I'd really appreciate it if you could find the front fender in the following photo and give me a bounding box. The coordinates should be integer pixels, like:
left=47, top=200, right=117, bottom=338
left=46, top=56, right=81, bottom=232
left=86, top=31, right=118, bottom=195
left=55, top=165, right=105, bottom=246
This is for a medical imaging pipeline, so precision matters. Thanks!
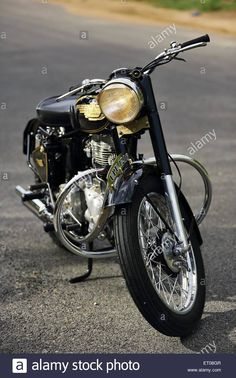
left=106, top=162, right=161, bottom=207
left=106, top=162, right=202, bottom=246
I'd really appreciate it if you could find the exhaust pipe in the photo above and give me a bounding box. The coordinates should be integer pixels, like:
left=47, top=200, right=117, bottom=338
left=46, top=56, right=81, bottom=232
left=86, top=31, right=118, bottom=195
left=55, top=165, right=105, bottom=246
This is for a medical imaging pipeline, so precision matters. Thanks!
left=15, top=185, right=53, bottom=223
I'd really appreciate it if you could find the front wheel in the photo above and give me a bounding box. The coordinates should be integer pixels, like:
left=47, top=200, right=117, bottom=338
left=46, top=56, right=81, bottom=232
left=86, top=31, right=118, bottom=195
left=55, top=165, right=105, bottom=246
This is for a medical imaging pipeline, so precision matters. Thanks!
left=114, top=176, right=205, bottom=337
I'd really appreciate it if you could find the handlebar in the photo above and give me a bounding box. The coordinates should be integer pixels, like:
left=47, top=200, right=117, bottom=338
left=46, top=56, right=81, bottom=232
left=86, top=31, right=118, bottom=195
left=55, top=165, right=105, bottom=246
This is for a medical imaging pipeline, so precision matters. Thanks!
left=57, top=34, right=211, bottom=102
left=142, top=34, right=210, bottom=74
left=181, top=34, right=210, bottom=48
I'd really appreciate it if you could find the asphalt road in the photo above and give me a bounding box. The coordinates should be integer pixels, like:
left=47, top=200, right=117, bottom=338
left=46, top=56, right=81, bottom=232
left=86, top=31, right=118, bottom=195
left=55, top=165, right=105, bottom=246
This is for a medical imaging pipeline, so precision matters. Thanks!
left=0, top=0, right=236, bottom=353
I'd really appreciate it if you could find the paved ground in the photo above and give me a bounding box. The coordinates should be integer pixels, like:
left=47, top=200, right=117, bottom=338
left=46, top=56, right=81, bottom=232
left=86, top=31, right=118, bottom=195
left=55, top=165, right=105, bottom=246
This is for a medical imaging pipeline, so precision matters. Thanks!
left=0, top=0, right=236, bottom=353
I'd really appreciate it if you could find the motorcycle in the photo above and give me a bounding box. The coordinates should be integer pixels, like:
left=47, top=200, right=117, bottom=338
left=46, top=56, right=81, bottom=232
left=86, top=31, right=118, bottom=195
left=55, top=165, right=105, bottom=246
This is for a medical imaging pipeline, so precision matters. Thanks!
left=16, top=34, right=212, bottom=337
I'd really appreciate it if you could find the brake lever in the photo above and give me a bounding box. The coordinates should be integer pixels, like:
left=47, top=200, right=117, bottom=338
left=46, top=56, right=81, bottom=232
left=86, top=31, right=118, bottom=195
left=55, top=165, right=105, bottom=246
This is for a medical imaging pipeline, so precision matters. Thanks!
left=173, top=57, right=186, bottom=62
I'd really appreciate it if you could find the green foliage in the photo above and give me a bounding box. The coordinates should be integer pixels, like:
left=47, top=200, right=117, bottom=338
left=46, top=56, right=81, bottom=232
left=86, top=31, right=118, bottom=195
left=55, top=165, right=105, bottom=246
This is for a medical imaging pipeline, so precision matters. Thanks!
left=140, top=0, right=236, bottom=11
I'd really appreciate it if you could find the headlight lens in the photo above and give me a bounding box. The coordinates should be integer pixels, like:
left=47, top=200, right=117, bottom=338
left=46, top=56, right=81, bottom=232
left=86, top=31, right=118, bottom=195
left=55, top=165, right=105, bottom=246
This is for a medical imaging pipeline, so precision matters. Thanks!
left=98, top=79, right=143, bottom=124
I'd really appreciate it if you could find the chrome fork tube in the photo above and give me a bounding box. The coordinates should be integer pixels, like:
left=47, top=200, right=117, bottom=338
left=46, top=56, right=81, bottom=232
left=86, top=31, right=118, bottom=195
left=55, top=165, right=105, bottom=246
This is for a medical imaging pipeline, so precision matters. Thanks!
left=141, top=74, right=190, bottom=253
left=163, top=174, right=189, bottom=252
left=141, top=74, right=189, bottom=253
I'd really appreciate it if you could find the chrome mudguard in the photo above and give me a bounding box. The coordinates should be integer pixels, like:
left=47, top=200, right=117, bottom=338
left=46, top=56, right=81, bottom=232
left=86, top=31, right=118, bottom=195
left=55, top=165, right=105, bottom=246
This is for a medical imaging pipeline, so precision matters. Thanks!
left=144, top=154, right=212, bottom=225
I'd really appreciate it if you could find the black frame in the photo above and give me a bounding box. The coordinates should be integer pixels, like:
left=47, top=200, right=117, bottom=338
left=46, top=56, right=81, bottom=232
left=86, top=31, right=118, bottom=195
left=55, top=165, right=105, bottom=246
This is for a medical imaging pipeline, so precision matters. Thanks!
left=140, top=74, right=172, bottom=176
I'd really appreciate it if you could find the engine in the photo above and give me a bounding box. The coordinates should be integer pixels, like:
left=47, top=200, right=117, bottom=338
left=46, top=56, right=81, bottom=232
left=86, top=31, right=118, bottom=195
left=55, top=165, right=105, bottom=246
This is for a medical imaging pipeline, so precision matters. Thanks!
left=68, top=133, right=114, bottom=232
left=25, top=120, right=117, bottom=237
left=60, top=133, right=116, bottom=236
left=84, top=134, right=116, bottom=168
left=78, top=175, right=104, bottom=232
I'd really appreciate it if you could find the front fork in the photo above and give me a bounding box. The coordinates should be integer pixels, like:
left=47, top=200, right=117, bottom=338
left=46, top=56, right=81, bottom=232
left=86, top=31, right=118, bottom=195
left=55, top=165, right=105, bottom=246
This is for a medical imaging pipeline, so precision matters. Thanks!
left=141, top=75, right=189, bottom=253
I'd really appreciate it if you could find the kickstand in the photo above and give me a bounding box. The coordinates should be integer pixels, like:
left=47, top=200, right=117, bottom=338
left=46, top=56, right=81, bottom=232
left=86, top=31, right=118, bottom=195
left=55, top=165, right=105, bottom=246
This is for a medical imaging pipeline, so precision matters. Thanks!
left=69, top=258, right=93, bottom=284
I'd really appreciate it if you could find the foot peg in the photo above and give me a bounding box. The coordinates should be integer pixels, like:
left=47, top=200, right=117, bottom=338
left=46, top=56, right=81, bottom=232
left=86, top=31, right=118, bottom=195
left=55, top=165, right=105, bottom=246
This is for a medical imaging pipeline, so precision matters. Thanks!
left=29, top=182, right=48, bottom=191
left=43, top=222, right=55, bottom=232
left=22, top=191, right=46, bottom=202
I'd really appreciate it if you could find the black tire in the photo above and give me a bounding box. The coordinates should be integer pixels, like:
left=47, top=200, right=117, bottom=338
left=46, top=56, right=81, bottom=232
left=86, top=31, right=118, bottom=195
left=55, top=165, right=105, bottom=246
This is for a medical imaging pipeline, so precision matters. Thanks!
left=114, top=175, right=205, bottom=337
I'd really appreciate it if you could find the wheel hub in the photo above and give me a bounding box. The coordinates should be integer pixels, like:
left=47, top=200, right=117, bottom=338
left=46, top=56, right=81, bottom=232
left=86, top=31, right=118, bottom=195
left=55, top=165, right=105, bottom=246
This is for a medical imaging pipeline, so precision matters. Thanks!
left=161, top=232, right=180, bottom=273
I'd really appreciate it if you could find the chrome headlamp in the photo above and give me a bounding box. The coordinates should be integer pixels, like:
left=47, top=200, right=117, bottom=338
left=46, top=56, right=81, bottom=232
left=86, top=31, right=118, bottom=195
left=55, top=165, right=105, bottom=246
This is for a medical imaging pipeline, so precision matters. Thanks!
left=98, top=78, right=144, bottom=124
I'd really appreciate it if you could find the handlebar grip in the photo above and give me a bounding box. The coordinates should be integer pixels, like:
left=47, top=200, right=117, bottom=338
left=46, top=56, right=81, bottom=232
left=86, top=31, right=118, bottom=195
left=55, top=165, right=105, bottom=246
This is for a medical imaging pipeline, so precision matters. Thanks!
left=181, top=34, right=210, bottom=48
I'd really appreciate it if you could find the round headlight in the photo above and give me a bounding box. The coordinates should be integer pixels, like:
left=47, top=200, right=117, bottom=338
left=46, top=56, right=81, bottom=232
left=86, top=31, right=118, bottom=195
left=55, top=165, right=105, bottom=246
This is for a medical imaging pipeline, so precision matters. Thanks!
left=98, top=78, right=144, bottom=124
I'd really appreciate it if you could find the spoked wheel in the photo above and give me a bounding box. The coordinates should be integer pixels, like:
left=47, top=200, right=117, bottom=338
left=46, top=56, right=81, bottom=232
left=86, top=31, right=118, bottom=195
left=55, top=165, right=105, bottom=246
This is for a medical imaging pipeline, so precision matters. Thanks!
left=53, top=169, right=116, bottom=258
left=114, top=175, right=205, bottom=337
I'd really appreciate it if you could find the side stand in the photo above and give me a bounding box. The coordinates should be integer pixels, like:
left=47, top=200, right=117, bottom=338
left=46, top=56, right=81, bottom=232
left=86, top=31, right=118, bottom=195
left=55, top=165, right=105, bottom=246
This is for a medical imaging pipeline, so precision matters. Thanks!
left=70, top=258, right=93, bottom=284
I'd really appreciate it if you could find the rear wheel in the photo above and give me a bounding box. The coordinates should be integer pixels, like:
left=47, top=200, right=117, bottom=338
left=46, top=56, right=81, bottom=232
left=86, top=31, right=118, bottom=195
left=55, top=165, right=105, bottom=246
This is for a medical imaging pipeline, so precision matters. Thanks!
left=48, top=230, right=65, bottom=249
left=114, top=175, right=205, bottom=337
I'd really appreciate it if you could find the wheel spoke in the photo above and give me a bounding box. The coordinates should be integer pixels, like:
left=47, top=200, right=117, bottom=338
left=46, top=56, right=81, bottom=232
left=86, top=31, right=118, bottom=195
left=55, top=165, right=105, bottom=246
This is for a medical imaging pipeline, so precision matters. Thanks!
left=138, top=192, right=197, bottom=314
left=66, top=209, right=82, bottom=226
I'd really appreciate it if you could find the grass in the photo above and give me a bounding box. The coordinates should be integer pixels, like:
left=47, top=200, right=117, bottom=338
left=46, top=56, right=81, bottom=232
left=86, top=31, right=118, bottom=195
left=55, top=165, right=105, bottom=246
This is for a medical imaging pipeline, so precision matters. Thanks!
left=136, top=0, right=236, bottom=11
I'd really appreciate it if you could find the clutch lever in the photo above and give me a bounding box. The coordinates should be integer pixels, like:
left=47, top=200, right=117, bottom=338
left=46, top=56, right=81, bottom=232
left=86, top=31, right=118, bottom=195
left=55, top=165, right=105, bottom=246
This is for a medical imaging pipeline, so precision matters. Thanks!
left=173, top=56, right=186, bottom=62
left=164, top=41, right=207, bottom=58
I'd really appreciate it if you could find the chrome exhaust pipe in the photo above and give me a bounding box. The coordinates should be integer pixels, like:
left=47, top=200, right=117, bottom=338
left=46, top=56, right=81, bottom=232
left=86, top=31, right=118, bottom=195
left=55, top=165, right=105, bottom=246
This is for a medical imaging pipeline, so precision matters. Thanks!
left=15, top=185, right=53, bottom=223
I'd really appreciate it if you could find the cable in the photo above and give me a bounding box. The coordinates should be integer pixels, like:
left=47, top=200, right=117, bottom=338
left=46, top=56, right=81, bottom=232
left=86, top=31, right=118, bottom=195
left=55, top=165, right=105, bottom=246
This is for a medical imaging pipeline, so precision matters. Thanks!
left=168, top=153, right=182, bottom=196
left=141, top=53, right=179, bottom=74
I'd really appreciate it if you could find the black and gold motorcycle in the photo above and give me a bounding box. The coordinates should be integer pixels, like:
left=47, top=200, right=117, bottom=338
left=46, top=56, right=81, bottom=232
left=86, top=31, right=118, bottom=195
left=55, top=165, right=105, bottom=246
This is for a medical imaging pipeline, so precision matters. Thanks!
left=16, top=35, right=212, bottom=337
